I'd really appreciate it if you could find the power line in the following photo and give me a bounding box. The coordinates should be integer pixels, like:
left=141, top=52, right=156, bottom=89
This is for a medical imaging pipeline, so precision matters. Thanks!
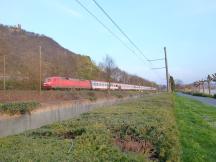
left=148, top=58, right=165, bottom=62
left=74, top=0, right=146, bottom=63
left=90, top=0, right=166, bottom=81
left=75, top=0, right=166, bottom=83
left=152, top=67, right=165, bottom=70
left=91, top=0, right=152, bottom=63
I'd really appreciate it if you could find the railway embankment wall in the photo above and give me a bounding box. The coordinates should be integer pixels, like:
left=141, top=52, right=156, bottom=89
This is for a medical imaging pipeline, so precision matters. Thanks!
left=0, top=95, right=141, bottom=137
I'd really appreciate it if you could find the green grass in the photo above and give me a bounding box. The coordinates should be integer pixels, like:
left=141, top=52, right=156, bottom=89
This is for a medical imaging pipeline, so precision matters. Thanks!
left=0, top=94, right=180, bottom=162
left=175, top=95, right=216, bottom=162
left=0, top=101, right=40, bottom=115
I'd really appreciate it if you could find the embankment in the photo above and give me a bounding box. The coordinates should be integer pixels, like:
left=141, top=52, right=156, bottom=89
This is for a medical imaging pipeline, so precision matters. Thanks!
left=0, top=95, right=141, bottom=137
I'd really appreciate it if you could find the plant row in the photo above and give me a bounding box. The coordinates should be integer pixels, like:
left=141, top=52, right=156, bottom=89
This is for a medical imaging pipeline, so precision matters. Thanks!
left=0, top=101, right=40, bottom=115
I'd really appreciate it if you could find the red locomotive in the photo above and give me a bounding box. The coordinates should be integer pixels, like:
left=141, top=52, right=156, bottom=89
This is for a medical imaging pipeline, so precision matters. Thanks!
left=43, top=76, right=156, bottom=91
left=43, top=77, right=91, bottom=89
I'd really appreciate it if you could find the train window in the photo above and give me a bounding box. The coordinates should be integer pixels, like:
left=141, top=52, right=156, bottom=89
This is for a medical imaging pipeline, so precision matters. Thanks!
left=45, top=78, right=52, bottom=82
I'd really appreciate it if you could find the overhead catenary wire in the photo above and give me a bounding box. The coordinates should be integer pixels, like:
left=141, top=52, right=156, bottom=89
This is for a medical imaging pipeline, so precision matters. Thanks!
left=91, top=0, right=152, bottom=63
left=152, top=67, right=165, bottom=70
left=90, top=0, right=166, bottom=81
left=74, top=0, right=146, bottom=63
left=75, top=0, right=166, bottom=83
left=148, top=58, right=165, bottom=62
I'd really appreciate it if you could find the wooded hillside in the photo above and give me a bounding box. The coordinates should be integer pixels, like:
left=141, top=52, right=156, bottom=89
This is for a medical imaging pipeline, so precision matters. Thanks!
left=0, top=24, right=156, bottom=89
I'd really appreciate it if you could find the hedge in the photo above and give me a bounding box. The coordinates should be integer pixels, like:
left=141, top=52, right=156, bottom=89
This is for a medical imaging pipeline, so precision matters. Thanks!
left=0, top=101, right=40, bottom=115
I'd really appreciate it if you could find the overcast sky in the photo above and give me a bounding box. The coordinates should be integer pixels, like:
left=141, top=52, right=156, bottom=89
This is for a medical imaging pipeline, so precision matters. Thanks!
left=0, top=0, right=216, bottom=84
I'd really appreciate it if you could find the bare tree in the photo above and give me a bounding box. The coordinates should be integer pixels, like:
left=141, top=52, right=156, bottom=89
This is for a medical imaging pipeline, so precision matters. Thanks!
left=207, top=75, right=213, bottom=95
left=212, top=73, right=216, bottom=82
left=175, top=79, right=184, bottom=90
left=100, top=55, right=116, bottom=93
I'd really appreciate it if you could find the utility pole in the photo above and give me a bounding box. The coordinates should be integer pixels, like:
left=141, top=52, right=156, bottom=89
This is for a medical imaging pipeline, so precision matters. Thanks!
left=164, top=47, right=169, bottom=92
left=3, top=55, right=6, bottom=90
left=39, top=46, right=42, bottom=95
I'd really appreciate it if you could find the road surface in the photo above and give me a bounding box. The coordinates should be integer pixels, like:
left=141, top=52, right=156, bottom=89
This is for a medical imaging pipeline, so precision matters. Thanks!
left=177, top=92, right=216, bottom=107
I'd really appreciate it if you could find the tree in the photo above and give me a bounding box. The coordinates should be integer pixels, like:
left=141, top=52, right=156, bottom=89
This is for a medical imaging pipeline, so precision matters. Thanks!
left=175, top=79, right=184, bottom=91
left=99, top=55, right=116, bottom=93
left=212, top=73, right=216, bottom=82
left=207, top=75, right=213, bottom=95
left=169, top=76, right=175, bottom=92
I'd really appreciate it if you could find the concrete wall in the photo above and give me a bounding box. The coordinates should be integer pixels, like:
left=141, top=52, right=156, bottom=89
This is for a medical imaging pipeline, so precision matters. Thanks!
left=0, top=96, right=140, bottom=137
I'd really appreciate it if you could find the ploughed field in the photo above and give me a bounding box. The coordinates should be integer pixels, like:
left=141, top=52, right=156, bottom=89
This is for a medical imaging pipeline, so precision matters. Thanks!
left=1, top=93, right=216, bottom=161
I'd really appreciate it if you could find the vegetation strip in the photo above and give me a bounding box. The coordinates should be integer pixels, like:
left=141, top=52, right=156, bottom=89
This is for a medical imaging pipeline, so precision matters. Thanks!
left=0, top=94, right=180, bottom=162
left=0, top=101, right=40, bottom=115
left=182, top=91, right=216, bottom=99
left=175, top=95, right=216, bottom=162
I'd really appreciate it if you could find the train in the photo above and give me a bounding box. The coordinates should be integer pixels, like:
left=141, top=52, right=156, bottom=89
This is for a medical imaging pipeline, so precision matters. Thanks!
left=43, top=76, right=157, bottom=91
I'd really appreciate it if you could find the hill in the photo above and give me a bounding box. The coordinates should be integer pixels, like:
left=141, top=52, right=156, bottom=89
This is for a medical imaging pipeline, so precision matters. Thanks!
left=0, top=24, right=101, bottom=89
left=0, top=24, right=156, bottom=89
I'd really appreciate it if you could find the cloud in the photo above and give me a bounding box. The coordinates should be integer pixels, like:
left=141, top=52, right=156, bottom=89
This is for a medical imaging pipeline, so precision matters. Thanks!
left=58, top=4, right=81, bottom=17
left=51, top=1, right=82, bottom=18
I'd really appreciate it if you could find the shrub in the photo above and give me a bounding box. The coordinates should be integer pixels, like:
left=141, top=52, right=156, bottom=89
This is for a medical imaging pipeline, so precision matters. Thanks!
left=116, top=94, right=123, bottom=98
left=192, top=92, right=203, bottom=96
left=87, top=91, right=97, bottom=101
left=0, top=101, right=40, bottom=115
left=192, top=93, right=213, bottom=98
left=213, top=94, right=216, bottom=99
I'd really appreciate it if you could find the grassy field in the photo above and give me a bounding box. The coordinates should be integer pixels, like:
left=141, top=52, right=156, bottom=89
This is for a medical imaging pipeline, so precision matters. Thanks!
left=0, top=93, right=180, bottom=162
left=1, top=93, right=216, bottom=162
left=175, top=95, right=216, bottom=162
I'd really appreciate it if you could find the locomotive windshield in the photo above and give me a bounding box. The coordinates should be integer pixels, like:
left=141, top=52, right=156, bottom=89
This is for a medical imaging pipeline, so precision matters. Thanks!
left=45, top=78, right=52, bottom=82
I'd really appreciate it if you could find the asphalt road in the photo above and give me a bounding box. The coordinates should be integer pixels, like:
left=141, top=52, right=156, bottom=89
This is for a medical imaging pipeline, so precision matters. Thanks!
left=177, top=92, right=216, bottom=107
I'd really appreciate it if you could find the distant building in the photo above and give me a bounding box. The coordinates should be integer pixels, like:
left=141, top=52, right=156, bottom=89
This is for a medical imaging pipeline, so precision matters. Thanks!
left=9, top=24, right=22, bottom=32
